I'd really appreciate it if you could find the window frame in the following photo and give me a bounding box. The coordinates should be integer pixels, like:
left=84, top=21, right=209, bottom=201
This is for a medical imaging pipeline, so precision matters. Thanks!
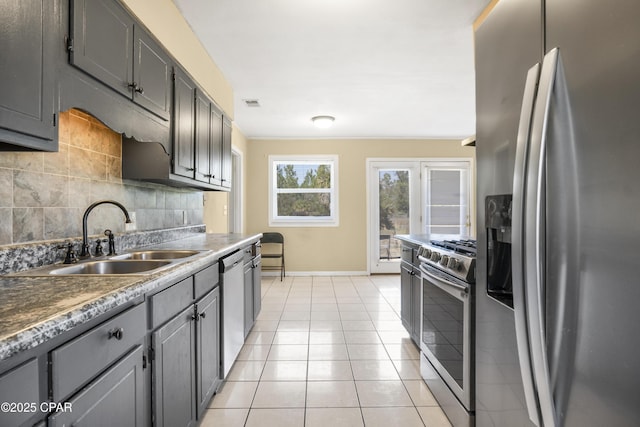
left=268, top=154, right=339, bottom=227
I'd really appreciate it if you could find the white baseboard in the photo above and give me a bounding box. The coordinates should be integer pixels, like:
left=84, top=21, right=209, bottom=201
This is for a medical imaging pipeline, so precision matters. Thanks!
left=261, top=271, right=369, bottom=277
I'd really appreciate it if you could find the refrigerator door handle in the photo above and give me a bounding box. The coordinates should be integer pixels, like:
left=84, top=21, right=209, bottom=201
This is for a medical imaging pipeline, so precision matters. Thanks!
left=525, top=47, right=561, bottom=427
left=512, top=62, right=542, bottom=427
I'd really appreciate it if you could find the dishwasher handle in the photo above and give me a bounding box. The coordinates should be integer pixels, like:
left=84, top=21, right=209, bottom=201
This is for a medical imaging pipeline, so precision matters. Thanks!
left=220, top=249, right=244, bottom=272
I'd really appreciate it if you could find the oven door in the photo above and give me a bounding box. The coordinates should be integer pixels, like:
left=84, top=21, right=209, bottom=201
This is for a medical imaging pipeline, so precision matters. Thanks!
left=419, top=263, right=472, bottom=410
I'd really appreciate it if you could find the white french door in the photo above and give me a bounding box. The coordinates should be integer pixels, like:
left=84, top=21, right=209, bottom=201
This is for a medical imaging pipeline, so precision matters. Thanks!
left=368, top=160, right=421, bottom=274
left=368, top=159, right=472, bottom=274
left=422, top=160, right=472, bottom=239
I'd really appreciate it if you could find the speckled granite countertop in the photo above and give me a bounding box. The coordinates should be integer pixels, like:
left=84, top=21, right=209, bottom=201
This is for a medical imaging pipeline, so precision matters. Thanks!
left=0, top=233, right=261, bottom=362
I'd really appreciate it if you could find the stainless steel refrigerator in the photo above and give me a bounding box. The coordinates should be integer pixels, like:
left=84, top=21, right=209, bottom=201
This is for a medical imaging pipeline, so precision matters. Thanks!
left=475, top=1, right=640, bottom=426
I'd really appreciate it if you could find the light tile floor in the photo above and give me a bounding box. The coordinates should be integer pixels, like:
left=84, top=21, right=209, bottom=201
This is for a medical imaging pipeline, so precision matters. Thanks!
left=200, top=275, right=452, bottom=427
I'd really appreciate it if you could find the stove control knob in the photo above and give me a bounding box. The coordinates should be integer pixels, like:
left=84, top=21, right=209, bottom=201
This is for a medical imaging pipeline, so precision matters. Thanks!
left=447, top=258, right=459, bottom=270
left=424, top=248, right=432, bottom=258
left=431, top=252, right=441, bottom=262
left=440, top=255, right=449, bottom=266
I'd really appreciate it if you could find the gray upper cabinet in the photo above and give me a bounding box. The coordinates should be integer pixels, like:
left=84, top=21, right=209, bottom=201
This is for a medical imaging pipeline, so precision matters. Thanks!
left=195, top=89, right=225, bottom=187
left=0, top=0, right=57, bottom=151
left=221, top=116, right=233, bottom=189
left=173, top=67, right=196, bottom=179
left=209, top=105, right=224, bottom=187
left=133, top=28, right=172, bottom=120
left=195, top=89, right=211, bottom=183
left=70, top=0, right=171, bottom=120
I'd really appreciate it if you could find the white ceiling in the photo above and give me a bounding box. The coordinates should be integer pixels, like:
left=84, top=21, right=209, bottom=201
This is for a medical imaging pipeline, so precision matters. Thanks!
left=172, top=0, right=490, bottom=140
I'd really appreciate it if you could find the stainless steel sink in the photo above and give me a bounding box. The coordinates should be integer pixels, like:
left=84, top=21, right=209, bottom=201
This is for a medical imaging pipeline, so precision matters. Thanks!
left=49, top=260, right=172, bottom=275
left=112, top=250, right=201, bottom=260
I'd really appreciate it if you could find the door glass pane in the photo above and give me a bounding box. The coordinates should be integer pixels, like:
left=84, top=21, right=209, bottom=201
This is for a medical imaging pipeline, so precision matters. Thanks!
left=378, top=170, right=409, bottom=260
left=427, top=169, right=468, bottom=237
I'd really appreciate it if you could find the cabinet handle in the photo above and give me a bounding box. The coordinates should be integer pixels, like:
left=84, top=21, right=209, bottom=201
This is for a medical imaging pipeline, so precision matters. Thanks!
left=191, top=312, right=206, bottom=321
left=108, top=327, right=124, bottom=340
left=204, top=174, right=212, bottom=178
left=186, top=168, right=195, bottom=171
left=127, top=82, right=144, bottom=94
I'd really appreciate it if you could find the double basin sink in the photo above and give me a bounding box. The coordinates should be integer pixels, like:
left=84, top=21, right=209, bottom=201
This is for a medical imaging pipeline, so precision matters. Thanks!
left=19, top=250, right=204, bottom=276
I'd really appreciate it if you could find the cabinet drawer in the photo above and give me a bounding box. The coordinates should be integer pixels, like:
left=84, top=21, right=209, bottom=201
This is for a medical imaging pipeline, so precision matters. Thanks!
left=194, top=262, right=219, bottom=301
left=0, top=358, right=40, bottom=427
left=149, top=276, right=194, bottom=329
left=51, top=303, right=146, bottom=402
left=401, top=244, right=416, bottom=264
left=242, top=245, right=254, bottom=264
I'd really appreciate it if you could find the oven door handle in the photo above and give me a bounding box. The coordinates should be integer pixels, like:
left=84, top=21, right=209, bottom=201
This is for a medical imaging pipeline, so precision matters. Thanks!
left=420, top=265, right=468, bottom=295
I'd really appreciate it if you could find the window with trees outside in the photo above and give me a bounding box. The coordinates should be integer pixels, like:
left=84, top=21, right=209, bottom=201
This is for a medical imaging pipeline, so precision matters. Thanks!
left=269, top=155, right=339, bottom=226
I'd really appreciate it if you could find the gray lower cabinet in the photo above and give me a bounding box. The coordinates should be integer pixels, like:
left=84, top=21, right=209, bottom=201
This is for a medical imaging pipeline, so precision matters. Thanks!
left=195, top=287, right=221, bottom=419
left=70, top=0, right=171, bottom=120
left=0, top=0, right=57, bottom=151
left=151, top=264, right=221, bottom=427
left=243, top=258, right=254, bottom=338
left=46, top=302, right=147, bottom=427
left=400, top=242, right=421, bottom=344
left=49, top=345, right=145, bottom=427
left=243, top=245, right=262, bottom=338
left=152, top=305, right=197, bottom=427
left=252, top=255, right=262, bottom=320
left=0, top=358, right=40, bottom=427
left=50, top=303, right=146, bottom=402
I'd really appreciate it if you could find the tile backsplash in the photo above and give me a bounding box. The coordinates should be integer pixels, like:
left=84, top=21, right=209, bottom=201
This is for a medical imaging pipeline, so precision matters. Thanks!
left=0, top=109, right=204, bottom=246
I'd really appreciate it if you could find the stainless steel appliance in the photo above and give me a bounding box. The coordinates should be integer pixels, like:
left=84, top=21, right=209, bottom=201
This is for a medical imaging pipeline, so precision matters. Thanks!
left=475, top=1, right=640, bottom=426
left=220, top=250, right=245, bottom=378
left=418, top=239, right=476, bottom=427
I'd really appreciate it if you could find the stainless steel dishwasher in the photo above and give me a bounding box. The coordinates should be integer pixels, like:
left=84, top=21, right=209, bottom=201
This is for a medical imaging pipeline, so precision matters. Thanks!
left=220, top=250, right=245, bottom=378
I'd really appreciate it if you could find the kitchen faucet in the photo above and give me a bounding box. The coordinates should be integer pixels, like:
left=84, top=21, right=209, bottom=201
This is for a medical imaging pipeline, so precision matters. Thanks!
left=80, top=200, right=132, bottom=258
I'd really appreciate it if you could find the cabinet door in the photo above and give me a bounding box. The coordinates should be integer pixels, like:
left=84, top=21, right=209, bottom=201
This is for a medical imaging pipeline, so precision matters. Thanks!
left=0, top=358, right=40, bottom=427
left=400, top=262, right=412, bottom=332
left=49, top=346, right=145, bottom=427
left=133, top=27, right=171, bottom=120
left=411, top=270, right=421, bottom=342
left=220, top=117, right=233, bottom=189
left=195, top=287, right=220, bottom=419
left=172, top=68, right=196, bottom=178
left=70, top=0, right=133, bottom=99
left=252, top=257, right=262, bottom=320
left=0, top=0, right=57, bottom=148
left=208, top=104, right=223, bottom=187
left=153, top=305, right=196, bottom=427
left=194, top=90, right=211, bottom=183
left=243, top=262, right=254, bottom=338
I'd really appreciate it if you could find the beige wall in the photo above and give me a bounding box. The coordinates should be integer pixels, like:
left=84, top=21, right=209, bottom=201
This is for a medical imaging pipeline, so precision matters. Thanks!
left=246, top=138, right=476, bottom=273
left=203, top=124, right=250, bottom=233
left=121, top=0, right=234, bottom=118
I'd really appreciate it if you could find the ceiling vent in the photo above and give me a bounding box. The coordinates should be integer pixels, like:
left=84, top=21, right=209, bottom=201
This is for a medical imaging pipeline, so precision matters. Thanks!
left=243, top=99, right=261, bottom=107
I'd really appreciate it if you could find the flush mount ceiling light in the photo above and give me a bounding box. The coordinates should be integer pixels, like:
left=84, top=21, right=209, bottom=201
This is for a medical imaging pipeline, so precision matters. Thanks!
left=311, top=115, right=335, bottom=129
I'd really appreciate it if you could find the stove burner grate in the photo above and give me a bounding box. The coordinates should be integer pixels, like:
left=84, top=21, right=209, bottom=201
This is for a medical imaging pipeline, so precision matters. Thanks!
left=430, top=239, right=477, bottom=257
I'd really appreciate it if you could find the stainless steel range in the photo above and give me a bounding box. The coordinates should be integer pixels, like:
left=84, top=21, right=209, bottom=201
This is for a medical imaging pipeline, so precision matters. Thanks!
left=417, top=239, right=476, bottom=427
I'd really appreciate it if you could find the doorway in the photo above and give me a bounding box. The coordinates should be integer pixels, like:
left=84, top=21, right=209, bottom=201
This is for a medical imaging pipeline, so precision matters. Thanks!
left=367, top=158, right=473, bottom=274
